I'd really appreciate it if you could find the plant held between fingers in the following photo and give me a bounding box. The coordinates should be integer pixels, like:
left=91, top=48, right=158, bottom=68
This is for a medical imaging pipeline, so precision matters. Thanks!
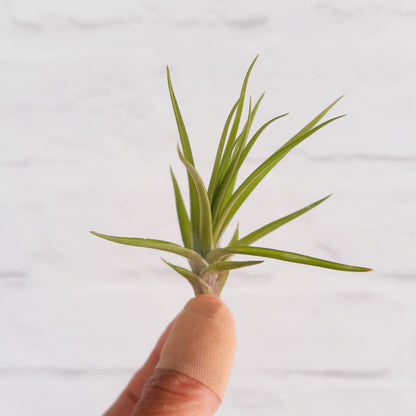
left=91, top=56, right=371, bottom=297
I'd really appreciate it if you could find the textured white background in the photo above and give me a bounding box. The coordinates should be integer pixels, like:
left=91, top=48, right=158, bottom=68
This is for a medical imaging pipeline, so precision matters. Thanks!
left=1, top=0, right=415, bottom=415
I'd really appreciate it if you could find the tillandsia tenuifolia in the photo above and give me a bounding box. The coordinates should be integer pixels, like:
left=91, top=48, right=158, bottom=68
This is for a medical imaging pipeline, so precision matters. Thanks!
left=91, top=56, right=372, bottom=296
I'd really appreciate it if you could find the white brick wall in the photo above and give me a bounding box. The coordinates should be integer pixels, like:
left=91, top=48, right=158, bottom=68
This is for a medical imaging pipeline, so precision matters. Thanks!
left=1, top=1, right=415, bottom=414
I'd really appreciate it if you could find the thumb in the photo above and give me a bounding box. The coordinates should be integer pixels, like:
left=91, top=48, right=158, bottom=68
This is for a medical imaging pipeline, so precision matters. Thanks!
left=132, top=294, right=237, bottom=416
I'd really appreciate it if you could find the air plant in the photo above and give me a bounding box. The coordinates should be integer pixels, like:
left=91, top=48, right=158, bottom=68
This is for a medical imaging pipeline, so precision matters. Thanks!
left=91, top=57, right=371, bottom=296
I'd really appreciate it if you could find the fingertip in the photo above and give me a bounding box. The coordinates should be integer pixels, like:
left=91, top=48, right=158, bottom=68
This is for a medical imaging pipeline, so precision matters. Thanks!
left=155, top=295, right=237, bottom=400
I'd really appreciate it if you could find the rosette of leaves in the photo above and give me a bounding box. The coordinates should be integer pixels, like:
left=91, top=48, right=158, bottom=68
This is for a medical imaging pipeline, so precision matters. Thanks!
left=91, top=57, right=371, bottom=296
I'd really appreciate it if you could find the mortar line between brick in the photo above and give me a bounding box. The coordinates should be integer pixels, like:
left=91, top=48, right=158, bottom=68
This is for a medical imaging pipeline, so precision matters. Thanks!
left=0, top=366, right=394, bottom=381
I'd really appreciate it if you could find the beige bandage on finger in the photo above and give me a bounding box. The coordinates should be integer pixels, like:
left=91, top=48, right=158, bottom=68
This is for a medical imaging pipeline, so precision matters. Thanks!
left=155, top=294, right=237, bottom=400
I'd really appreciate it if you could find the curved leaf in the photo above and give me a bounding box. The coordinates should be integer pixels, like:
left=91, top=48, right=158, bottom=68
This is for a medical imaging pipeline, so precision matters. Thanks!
left=170, top=168, right=191, bottom=249
left=226, top=56, right=259, bottom=155
left=177, top=147, right=213, bottom=254
left=238, top=112, right=289, bottom=172
left=90, top=231, right=207, bottom=270
left=166, top=66, right=194, bottom=164
left=296, top=95, right=344, bottom=138
left=234, top=194, right=331, bottom=246
left=214, top=92, right=265, bottom=209
left=227, top=223, right=239, bottom=246
left=211, top=98, right=254, bottom=222
left=167, top=66, right=200, bottom=251
left=217, top=245, right=372, bottom=272
left=208, top=98, right=240, bottom=201
left=214, top=115, right=345, bottom=241
left=162, top=259, right=211, bottom=294
left=201, top=260, right=263, bottom=275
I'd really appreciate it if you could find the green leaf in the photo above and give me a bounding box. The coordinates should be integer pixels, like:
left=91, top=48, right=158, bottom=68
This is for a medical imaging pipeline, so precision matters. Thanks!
left=208, top=98, right=240, bottom=201
left=234, top=194, right=331, bottom=246
left=228, top=223, right=240, bottom=246
left=170, top=167, right=192, bottom=249
left=226, top=55, right=259, bottom=155
left=162, top=258, right=199, bottom=280
left=296, top=95, right=344, bottom=138
left=212, top=56, right=259, bottom=200
left=166, top=66, right=194, bottom=164
left=177, top=146, right=213, bottom=254
left=90, top=231, right=208, bottom=271
left=201, top=260, right=263, bottom=275
left=238, top=112, right=289, bottom=172
left=211, top=131, right=244, bottom=209
left=162, top=259, right=211, bottom=294
left=167, top=66, right=200, bottom=252
left=228, top=92, right=264, bottom=167
left=216, top=110, right=288, bottom=214
left=211, top=98, right=255, bottom=223
left=213, top=115, right=345, bottom=241
left=220, top=107, right=288, bottom=217
left=214, top=93, right=264, bottom=201
left=214, top=245, right=371, bottom=272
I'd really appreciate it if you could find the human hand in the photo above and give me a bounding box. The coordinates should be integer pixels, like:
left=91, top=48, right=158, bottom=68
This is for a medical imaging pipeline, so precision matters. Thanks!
left=103, top=295, right=237, bottom=416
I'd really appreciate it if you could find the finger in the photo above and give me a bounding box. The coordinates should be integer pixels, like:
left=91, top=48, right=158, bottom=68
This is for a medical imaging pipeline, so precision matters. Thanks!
left=103, top=320, right=175, bottom=416
left=132, top=294, right=237, bottom=416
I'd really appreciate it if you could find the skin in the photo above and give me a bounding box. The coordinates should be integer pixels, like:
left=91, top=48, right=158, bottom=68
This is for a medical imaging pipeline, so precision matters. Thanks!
left=103, top=319, right=222, bottom=416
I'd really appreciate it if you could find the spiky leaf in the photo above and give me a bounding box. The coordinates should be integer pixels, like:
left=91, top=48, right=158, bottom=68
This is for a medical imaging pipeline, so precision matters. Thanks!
left=210, top=245, right=371, bottom=272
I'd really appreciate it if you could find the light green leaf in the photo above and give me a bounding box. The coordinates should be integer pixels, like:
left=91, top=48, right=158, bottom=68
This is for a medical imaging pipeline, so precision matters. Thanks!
left=170, top=167, right=191, bottom=249
left=211, top=98, right=254, bottom=222
left=234, top=195, right=331, bottom=246
left=228, top=92, right=264, bottom=168
left=228, top=223, right=240, bottom=246
left=162, top=259, right=211, bottom=294
left=213, top=56, right=259, bottom=200
left=90, top=231, right=207, bottom=270
left=238, top=112, right=289, bottom=172
left=215, top=245, right=371, bottom=272
left=166, top=66, right=194, bottom=164
left=167, top=66, right=200, bottom=251
left=177, top=146, right=213, bottom=254
left=201, top=260, right=263, bottom=275
left=208, top=98, right=240, bottom=201
left=296, top=95, right=344, bottom=138
left=214, top=92, right=264, bottom=200
left=214, top=115, right=345, bottom=241
left=217, top=110, right=288, bottom=212
left=226, top=55, right=259, bottom=155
